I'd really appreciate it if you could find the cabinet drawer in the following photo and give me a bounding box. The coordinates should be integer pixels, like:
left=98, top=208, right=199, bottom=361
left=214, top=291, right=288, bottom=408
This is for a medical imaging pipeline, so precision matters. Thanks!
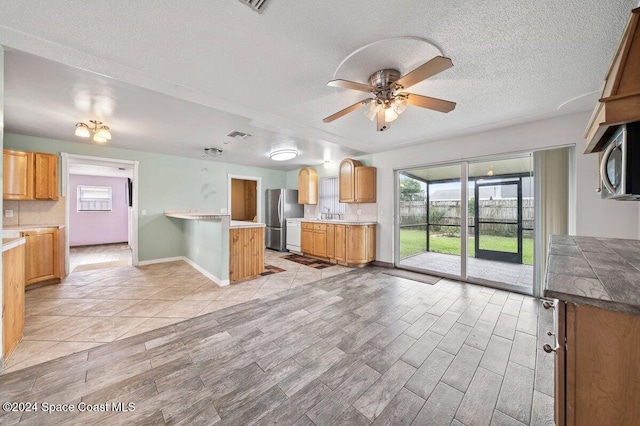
left=313, top=223, right=327, bottom=231
left=301, top=222, right=314, bottom=230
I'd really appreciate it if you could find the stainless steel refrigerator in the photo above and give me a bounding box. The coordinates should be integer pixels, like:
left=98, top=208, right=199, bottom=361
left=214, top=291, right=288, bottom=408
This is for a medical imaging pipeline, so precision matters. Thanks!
left=265, top=189, right=304, bottom=251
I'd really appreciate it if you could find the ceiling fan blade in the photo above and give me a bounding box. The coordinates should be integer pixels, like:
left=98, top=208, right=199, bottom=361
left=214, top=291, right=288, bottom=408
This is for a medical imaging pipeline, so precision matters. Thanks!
left=327, top=79, right=375, bottom=93
left=377, top=110, right=390, bottom=132
left=405, top=93, right=456, bottom=113
left=323, top=99, right=373, bottom=123
left=392, top=56, right=453, bottom=90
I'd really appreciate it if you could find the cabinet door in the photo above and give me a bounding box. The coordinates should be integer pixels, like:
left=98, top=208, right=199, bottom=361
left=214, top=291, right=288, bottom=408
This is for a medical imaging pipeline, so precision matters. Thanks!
left=301, top=228, right=314, bottom=254
left=355, top=167, right=377, bottom=203
left=23, top=229, right=58, bottom=285
left=2, top=244, right=25, bottom=359
left=313, top=230, right=327, bottom=258
left=339, top=159, right=361, bottom=202
left=334, top=224, right=346, bottom=262
left=326, top=224, right=335, bottom=259
left=366, top=225, right=376, bottom=262
left=3, top=150, right=34, bottom=200
left=34, top=153, right=59, bottom=200
left=298, top=169, right=309, bottom=204
left=346, top=225, right=368, bottom=264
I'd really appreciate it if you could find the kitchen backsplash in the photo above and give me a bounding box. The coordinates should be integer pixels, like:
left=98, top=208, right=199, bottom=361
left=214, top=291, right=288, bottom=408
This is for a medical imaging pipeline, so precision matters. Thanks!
left=304, top=202, right=378, bottom=222
left=3, top=197, right=66, bottom=226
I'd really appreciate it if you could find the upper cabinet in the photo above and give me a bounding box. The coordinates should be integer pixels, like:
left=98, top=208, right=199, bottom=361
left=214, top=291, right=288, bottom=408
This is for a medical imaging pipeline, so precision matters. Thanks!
left=298, top=167, right=318, bottom=204
left=584, top=7, right=640, bottom=153
left=339, top=158, right=376, bottom=203
left=3, top=149, right=58, bottom=201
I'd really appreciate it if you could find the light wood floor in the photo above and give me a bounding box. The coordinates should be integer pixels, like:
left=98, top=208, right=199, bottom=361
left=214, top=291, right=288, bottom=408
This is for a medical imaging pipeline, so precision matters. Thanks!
left=0, top=267, right=554, bottom=425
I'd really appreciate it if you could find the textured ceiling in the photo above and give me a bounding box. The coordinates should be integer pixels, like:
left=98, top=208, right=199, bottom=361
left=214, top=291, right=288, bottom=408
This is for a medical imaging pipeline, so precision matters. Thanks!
left=0, top=0, right=636, bottom=169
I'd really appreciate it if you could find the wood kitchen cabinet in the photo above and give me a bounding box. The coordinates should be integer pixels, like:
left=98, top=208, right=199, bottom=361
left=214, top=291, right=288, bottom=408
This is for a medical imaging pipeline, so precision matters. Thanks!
left=339, top=158, right=376, bottom=203
left=301, top=221, right=375, bottom=266
left=298, top=168, right=318, bottom=204
left=21, top=228, right=65, bottom=286
left=2, top=241, right=25, bottom=361
left=229, top=226, right=264, bottom=283
left=553, top=302, right=640, bottom=426
left=3, top=149, right=58, bottom=200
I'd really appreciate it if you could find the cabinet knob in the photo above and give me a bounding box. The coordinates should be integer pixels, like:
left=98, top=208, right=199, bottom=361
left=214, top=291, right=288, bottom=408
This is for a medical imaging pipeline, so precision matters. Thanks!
left=547, top=331, right=554, bottom=336
left=541, top=300, right=554, bottom=310
left=543, top=344, right=556, bottom=353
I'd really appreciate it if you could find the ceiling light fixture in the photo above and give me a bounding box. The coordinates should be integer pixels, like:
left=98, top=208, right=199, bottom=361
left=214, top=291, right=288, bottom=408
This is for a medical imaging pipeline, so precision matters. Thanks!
left=75, top=120, right=111, bottom=143
left=270, top=149, right=298, bottom=161
left=203, top=147, right=223, bottom=157
left=487, top=165, right=494, bottom=177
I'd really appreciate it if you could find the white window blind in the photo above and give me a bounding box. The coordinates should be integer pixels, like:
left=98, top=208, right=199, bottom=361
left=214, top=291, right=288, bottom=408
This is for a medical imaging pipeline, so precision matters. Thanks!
left=319, top=177, right=345, bottom=215
left=77, top=185, right=112, bottom=211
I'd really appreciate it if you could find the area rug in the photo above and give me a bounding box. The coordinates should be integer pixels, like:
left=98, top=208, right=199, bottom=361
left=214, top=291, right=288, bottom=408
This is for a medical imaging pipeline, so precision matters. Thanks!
left=282, top=254, right=334, bottom=269
left=261, top=265, right=286, bottom=276
left=382, top=269, right=441, bottom=285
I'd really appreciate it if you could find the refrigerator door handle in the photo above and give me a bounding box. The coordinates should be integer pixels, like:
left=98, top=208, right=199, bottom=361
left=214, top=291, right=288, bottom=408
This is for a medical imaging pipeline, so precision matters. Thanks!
left=277, top=193, right=283, bottom=224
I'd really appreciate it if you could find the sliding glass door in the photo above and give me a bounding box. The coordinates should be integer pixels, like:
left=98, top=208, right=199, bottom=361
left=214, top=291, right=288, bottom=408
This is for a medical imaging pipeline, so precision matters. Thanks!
left=396, top=154, right=535, bottom=294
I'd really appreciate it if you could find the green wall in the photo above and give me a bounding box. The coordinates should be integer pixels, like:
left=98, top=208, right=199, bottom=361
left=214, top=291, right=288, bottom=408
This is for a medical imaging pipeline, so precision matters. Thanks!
left=4, top=133, right=287, bottom=262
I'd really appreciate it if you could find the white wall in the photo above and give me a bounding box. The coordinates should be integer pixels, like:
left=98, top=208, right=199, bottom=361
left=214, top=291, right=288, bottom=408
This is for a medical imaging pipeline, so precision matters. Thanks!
left=371, top=111, right=640, bottom=263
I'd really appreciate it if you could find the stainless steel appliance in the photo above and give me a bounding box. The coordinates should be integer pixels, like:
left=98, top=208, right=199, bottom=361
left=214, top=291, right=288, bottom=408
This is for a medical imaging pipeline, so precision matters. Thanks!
left=286, top=219, right=302, bottom=253
left=600, top=121, right=640, bottom=200
left=265, top=189, right=304, bottom=251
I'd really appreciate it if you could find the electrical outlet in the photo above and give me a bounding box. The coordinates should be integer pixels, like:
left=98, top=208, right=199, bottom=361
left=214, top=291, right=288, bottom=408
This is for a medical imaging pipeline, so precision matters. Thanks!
left=356, top=209, right=362, bottom=215
left=5, top=209, right=13, bottom=217
left=141, top=209, right=147, bottom=216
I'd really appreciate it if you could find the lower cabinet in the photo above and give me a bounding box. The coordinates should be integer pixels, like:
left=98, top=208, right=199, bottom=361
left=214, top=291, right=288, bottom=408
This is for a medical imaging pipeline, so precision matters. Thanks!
left=229, top=227, right=265, bottom=283
left=2, top=242, right=25, bottom=360
left=553, top=301, right=640, bottom=425
left=301, top=222, right=375, bottom=266
left=21, top=228, right=65, bottom=286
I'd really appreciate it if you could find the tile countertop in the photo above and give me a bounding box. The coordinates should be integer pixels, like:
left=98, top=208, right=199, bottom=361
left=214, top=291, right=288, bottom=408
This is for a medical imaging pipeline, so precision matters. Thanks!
left=2, top=237, right=25, bottom=252
left=544, top=235, right=640, bottom=315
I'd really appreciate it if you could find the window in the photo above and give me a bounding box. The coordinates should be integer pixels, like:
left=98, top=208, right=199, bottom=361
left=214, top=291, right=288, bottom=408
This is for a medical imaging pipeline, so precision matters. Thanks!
left=319, top=177, right=345, bottom=215
left=77, top=185, right=112, bottom=211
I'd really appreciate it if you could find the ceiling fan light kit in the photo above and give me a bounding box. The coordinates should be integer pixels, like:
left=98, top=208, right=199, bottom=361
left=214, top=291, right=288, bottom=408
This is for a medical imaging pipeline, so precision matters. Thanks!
left=270, top=148, right=298, bottom=161
left=323, top=55, right=457, bottom=131
left=75, top=119, right=111, bottom=143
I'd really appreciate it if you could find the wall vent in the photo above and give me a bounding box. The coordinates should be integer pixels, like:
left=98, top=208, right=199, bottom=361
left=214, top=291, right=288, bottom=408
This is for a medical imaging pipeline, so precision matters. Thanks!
left=226, top=130, right=252, bottom=139
left=237, top=0, right=270, bottom=14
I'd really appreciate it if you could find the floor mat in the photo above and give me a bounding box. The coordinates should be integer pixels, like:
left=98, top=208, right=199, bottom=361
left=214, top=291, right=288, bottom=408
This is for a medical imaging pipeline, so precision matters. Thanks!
left=382, top=268, right=441, bottom=285
left=282, top=254, right=334, bottom=269
left=261, top=265, right=286, bottom=276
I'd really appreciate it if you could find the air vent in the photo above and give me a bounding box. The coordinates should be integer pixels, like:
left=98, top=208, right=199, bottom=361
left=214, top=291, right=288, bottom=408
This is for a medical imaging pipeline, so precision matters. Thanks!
left=226, top=130, right=252, bottom=140
left=237, top=0, right=270, bottom=13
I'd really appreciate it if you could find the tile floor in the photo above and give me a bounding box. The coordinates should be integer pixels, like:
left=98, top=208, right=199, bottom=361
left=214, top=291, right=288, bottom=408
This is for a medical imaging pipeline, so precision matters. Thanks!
left=69, top=243, right=132, bottom=272
left=0, top=266, right=555, bottom=425
left=1, top=248, right=351, bottom=374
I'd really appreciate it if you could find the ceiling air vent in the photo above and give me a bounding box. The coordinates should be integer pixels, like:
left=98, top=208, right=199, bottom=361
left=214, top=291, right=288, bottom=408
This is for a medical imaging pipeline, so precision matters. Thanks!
left=226, top=130, right=252, bottom=140
left=237, top=0, right=270, bottom=14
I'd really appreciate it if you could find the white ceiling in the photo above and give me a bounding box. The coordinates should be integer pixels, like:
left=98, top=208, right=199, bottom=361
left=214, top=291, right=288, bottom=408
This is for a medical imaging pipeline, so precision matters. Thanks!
left=0, top=1, right=636, bottom=170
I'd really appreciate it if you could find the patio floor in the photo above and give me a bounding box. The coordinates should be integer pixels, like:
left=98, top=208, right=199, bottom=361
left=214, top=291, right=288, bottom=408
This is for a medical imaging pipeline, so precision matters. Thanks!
left=400, top=251, right=533, bottom=291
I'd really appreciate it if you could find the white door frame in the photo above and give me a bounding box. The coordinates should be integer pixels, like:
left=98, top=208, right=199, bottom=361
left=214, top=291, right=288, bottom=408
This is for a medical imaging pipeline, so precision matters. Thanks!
left=61, top=153, right=140, bottom=270
left=227, top=174, right=262, bottom=223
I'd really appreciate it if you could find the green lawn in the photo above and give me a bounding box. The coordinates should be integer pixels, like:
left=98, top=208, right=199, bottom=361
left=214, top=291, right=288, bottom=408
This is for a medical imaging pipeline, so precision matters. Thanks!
left=399, top=229, right=533, bottom=265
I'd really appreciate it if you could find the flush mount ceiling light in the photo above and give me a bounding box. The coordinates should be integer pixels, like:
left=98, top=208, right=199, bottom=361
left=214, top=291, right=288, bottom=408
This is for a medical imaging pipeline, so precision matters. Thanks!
left=323, top=56, right=456, bottom=131
left=75, top=120, right=111, bottom=143
left=270, top=148, right=298, bottom=161
left=203, top=147, right=223, bottom=157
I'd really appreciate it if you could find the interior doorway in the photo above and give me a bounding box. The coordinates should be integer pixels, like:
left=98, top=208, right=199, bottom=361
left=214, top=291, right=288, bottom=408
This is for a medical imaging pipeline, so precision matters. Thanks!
left=61, top=153, right=139, bottom=272
left=227, top=174, right=262, bottom=223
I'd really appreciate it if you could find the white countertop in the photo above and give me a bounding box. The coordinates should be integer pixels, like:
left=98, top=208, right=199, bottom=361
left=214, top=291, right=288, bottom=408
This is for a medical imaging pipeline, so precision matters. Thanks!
left=164, top=211, right=229, bottom=220
left=2, top=237, right=25, bottom=252
left=230, top=220, right=265, bottom=228
left=300, top=218, right=377, bottom=225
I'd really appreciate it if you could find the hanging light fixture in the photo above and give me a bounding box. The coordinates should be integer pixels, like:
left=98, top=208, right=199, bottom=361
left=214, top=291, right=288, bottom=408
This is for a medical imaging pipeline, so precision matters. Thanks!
left=269, top=148, right=298, bottom=161
left=75, top=120, right=112, bottom=143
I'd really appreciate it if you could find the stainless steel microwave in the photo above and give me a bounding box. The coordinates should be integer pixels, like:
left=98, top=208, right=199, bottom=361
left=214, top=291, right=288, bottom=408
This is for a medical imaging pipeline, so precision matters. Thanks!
left=600, top=121, right=640, bottom=200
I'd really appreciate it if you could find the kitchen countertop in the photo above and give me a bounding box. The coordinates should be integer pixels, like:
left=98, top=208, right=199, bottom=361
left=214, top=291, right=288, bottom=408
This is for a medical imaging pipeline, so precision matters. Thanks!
left=164, top=211, right=229, bottom=220
left=229, top=220, right=265, bottom=228
left=3, top=224, right=65, bottom=230
left=2, top=237, right=26, bottom=252
left=299, top=218, right=378, bottom=225
left=544, top=235, right=640, bottom=315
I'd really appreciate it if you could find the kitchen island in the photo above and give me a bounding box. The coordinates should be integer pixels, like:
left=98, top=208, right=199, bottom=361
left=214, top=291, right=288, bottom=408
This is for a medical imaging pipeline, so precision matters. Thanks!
left=544, top=235, right=640, bottom=426
left=165, top=212, right=264, bottom=285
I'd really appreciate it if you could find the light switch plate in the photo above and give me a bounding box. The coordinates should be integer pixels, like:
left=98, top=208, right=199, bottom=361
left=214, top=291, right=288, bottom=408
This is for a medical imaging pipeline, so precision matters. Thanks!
left=141, top=209, right=147, bottom=216
left=5, top=209, right=13, bottom=217
left=220, top=208, right=228, bottom=214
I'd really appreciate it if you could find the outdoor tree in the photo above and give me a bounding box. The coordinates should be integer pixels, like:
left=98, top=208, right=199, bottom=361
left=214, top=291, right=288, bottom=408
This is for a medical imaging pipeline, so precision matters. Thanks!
left=400, top=178, right=425, bottom=201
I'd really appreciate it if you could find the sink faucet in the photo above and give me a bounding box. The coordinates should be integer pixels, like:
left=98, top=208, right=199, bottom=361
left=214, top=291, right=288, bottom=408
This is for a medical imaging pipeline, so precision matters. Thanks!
left=322, top=206, right=330, bottom=219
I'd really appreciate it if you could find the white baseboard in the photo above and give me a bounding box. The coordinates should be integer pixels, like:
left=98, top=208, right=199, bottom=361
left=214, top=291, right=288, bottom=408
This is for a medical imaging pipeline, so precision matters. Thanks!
left=137, top=256, right=229, bottom=287
left=181, top=257, right=230, bottom=287
left=137, top=256, right=183, bottom=266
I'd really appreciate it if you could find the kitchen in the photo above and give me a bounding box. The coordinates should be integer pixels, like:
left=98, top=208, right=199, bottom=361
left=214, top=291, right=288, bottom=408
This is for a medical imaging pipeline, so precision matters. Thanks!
left=4, top=3, right=639, bottom=423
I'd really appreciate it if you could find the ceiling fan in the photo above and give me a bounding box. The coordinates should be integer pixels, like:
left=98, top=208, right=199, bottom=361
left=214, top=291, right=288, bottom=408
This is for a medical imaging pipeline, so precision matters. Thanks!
left=323, top=56, right=456, bottom=131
